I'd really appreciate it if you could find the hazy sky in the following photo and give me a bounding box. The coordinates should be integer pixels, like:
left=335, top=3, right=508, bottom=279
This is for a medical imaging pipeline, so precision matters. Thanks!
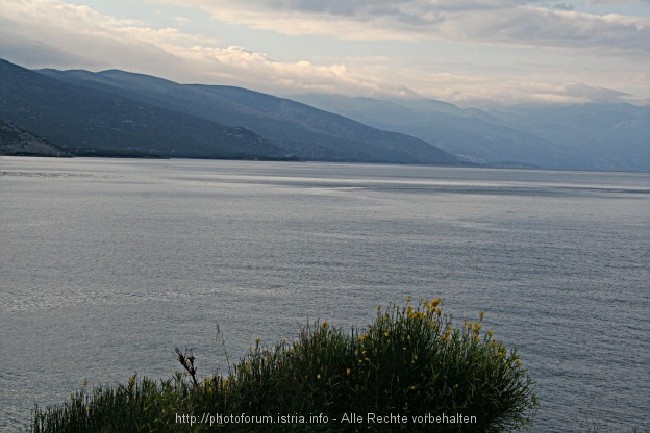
left=1, top=0, right=649, bottom=105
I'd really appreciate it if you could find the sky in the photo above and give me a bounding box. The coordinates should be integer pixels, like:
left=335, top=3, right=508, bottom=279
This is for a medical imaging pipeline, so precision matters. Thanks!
left=1, top=0, right=649, bottom=106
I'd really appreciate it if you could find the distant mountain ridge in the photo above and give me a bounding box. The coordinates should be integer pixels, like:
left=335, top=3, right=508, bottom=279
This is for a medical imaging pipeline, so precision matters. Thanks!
left=489, top=103, right=650, bottom=171
left=290, top=94, right=650, bottom=172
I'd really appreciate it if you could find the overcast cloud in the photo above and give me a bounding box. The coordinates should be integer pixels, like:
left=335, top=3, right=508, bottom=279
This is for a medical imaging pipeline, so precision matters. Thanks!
left=161, top=0, right=650, bottom=52
left=1, top=0, right=648, bottom=105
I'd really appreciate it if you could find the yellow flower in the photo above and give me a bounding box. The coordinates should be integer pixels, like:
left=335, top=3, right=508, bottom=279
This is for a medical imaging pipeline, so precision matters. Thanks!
left=384, top=331, right=390, bottom=337
left=346, top=368, right=351, bottom=376
left=317, top=374, right=321, bottom=380
left=405, top=296, right=411, bottom=303
left=321, top=321, right=329, bottom=328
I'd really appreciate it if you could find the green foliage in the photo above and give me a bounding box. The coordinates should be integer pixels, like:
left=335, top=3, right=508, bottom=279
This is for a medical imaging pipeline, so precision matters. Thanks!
left=33, top=299, right=537, bottom=433
left=346, top=300, right=535, bottom=432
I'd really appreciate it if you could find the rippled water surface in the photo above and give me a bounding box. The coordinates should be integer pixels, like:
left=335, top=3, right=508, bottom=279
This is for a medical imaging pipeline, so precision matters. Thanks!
left=1, top=157, right=649, bottom=432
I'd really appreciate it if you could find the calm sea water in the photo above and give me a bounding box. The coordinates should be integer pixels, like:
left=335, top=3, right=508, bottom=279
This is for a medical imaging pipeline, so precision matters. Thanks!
left=1, top=157, right=648, bottom=432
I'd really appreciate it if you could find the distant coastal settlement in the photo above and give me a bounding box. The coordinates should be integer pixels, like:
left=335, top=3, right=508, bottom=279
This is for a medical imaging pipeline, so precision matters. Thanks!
left=32, top=299, right=537, bottom=433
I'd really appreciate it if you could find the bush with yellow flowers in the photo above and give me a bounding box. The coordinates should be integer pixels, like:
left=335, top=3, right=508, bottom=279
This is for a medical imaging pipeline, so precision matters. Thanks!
left=342, top=298, right=536, bottom=432
left=33, top=299, right=537, bottom=433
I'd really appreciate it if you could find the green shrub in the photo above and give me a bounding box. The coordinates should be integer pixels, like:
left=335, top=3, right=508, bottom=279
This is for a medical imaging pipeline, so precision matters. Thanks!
left=343, top=299, right=536, bottom=432
left=32, top=299, right=537, bottom=433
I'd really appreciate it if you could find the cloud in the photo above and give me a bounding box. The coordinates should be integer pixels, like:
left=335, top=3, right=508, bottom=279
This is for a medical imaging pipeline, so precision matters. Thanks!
left=0, top=0, right=376, bottom=93
left=185, top=45, right=368, bottom=92
left=552, top=3, right=575, bottom=11
left=453, top=6, right=650, bottom=53
left=153, top=0, right=649, bottom=54
left=587, top=0, right=647, bottom=4
left=462, top=81, right=634, bottom=105
left=1, top=0, right=647, bottom=105
left=0, top=0, right=207, bottom=74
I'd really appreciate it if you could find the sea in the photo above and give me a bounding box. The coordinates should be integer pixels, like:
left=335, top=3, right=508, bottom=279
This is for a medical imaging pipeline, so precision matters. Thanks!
left=1, top=157, right=648, bottom=432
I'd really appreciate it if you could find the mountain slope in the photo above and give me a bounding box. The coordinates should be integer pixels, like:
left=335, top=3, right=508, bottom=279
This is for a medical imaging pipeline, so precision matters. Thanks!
left=0, top=119, right=71, bottom=157
left=489, top=103, right=650, bottom=172
left=290, top=94, right=650, bottom=171
left=290, top=94, right=580, bottom=168
left=36, top=68, right=460, bottom=164
left=0, top=59, right=288, bottom=159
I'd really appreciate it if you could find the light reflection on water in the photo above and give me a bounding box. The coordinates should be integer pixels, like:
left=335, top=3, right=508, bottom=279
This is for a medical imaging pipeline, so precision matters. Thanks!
left=1, top=157, right=649, bottom=432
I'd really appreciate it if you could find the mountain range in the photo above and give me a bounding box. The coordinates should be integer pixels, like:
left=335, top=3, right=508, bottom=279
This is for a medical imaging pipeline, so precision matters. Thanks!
left=1, top=58, right=647, bottom=171
left=0, top=59, right=458, bottom=164
left=290, top=94, right=649, bottom=171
